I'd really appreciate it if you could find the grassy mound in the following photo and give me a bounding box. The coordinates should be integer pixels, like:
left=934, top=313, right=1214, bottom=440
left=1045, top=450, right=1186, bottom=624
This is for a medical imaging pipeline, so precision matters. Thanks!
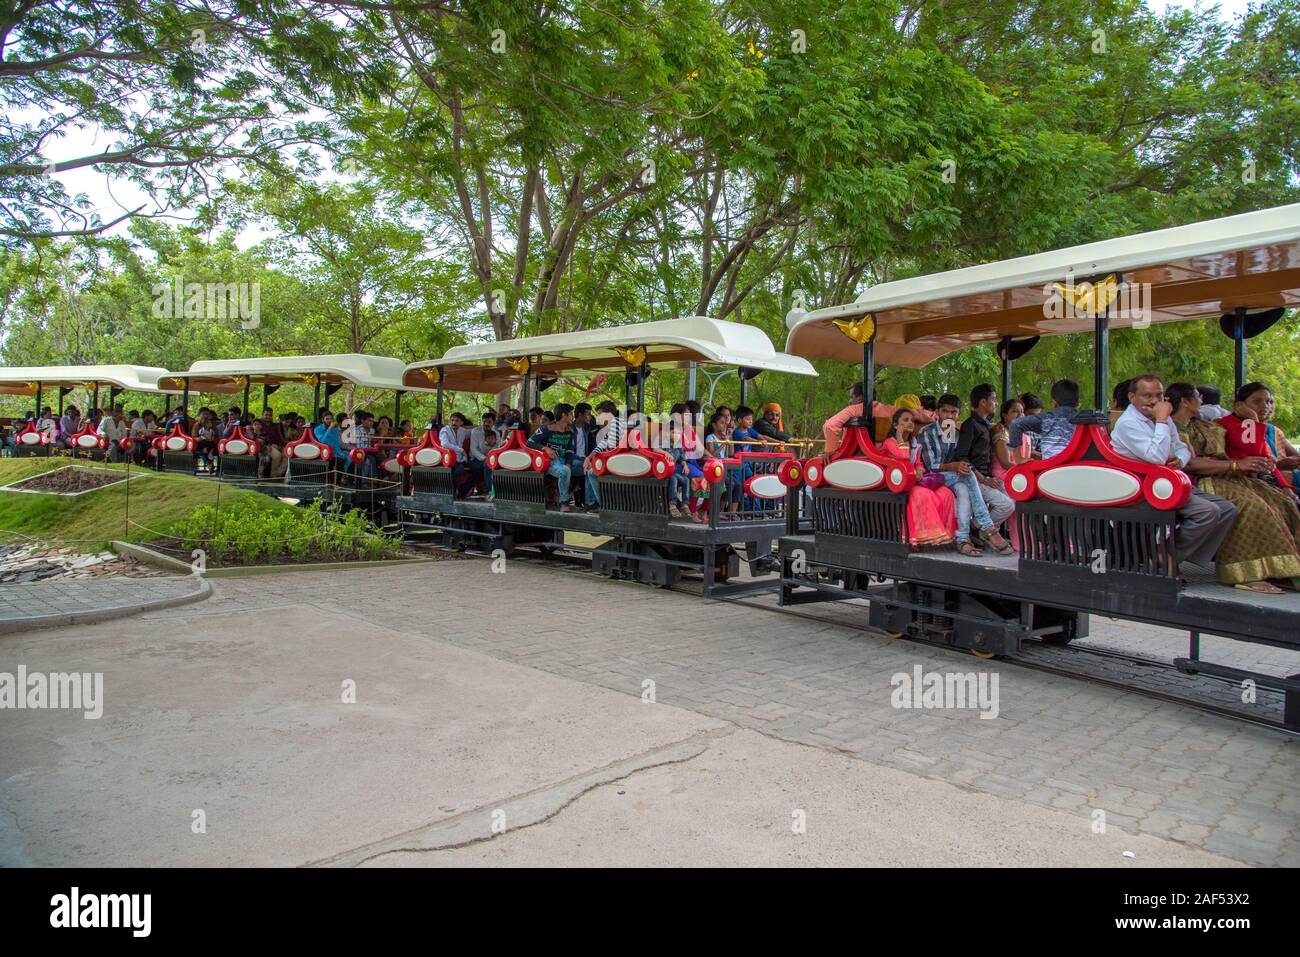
left=0, top=458, right=296, bottom=553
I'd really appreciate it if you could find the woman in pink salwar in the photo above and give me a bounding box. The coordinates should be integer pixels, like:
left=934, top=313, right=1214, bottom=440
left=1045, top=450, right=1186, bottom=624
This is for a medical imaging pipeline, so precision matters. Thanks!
left=881, top=409, right=957, bottom=546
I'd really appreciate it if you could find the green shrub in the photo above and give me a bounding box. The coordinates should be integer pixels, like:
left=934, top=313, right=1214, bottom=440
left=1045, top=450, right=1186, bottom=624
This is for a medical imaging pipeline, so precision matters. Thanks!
left=161, top=498, right=401, bottom=567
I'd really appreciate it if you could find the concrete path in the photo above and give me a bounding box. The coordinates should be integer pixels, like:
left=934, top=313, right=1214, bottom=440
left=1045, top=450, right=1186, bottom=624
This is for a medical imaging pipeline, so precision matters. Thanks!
left=0, top=558, right=1294, bottom=866
left=0, top=575, right=209, bottom=635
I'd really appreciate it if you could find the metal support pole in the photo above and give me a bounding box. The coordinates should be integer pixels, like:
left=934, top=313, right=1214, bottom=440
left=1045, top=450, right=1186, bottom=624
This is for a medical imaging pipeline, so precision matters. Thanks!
left=862, top=340, right=875, bottom=418
left=35, top=383, right=42, bottom=419
left=624, top=373, right=634, bottom=413
left=312, top=377, right=321, bottom=425
left=436, top=379, right=445, bottom=427
left=181, top=378, right=190, bottom=420
left=58, top=386, right=68, bottom=416
left=394, top=390, right=404, bottom=426
left=109, top=386, right=122, bottom=408
left=687, top=361, right=697, bottom=401
left=738, top=368, right=747, bottom=407
left=91, top=384, right=99, bottom=419
left=164, top=392, right=172, bottom=415
left=1000, top=335, right=1013, bottom=400
left=1094, top=304, right=1110, bottom=413
left=636, top=363, right=646, bottom=413
left=1233, top=306, right=1247, bottom=396
left=242, top=379, right=251, bottom=418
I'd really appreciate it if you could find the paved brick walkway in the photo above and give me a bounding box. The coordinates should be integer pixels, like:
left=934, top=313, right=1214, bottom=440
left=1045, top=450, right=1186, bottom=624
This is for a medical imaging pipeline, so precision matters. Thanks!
left=139, top=557, right=1300, bottom=866
left=0, top=576, right=209, bottom=634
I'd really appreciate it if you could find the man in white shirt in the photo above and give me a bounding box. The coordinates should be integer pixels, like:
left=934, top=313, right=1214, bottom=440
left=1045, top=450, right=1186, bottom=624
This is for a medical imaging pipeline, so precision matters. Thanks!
left=1110, top=374, right=1236, bottom=570
left=439, top=412, right=473, bottom=498
left=97, top=405, right=130, bottom=461
left=467, top=411, right=496, bottom=495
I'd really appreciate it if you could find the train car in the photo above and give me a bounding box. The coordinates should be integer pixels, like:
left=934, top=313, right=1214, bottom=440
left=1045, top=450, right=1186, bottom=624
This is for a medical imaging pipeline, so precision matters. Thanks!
left=0, top=365, right=179, bottom=458
left=397, top=316, right=816, bottom=594
left=157, top=354, right=436, bottom=512
left=776, top=203, right=1300, bottom=725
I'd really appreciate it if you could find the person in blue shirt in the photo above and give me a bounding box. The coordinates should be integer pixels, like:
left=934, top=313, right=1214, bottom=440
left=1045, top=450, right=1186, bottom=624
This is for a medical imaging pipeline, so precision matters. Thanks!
left=313, top=410, right=345, bottom=466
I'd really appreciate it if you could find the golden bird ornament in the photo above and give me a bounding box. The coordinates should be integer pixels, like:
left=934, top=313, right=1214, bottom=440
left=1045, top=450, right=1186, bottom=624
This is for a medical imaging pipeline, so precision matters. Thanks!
left=1053, top=274, right=1120, bottom=315
left=506, top=357, right=532, bottom=375
left=832, top=315, right=876, bottom=345
left=615, top=345, right=647, bottom=368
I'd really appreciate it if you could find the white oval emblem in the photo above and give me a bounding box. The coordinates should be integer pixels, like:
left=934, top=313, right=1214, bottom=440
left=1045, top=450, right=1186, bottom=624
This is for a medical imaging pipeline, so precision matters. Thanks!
left=746, top=473, right=786, bottom=499
left=382, top=458, right=402, bottom=474
left=225, top=440, right=248, bottom=455
left=496, top=448, right=532, bottom=471
left=1037, top=464, right=1140, bottom=505
left=165, top=436, right=188, bottom=451
left=606, top=453, right=652, bottom=478
left=823, top=458, right=884, bottom=491
left=1010, top=473, right=1028, bottom=493
left=1150, top=477, right=1174, bottom=501
left=20, top=432, right=40, bottom=444
left=294, top=444, right=320, bottom=460
left=413, top=448, right=442, bottom=466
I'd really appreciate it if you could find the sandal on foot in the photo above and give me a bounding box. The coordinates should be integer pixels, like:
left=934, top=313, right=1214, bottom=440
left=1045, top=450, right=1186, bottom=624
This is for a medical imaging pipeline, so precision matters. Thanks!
left=1234, top=581, right=1284, bottom=594
left=957, top=541, right=983, bottom=557
left=981, top=528, right=1014, bottom=555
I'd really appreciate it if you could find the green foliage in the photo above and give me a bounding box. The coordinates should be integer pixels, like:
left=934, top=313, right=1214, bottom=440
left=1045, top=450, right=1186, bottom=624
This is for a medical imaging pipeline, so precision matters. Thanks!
left=163, top=497, right=401, bottom=567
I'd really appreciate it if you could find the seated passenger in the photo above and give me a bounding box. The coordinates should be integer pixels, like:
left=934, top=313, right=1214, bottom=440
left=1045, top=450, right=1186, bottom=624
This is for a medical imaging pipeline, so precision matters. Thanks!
left=58, top=405, right=81, bottom=448
left=754, top=403, right=792, bottom=448
left=439, top=412, right=472, bottom=497
left=1109, top=374, right=1236, bottom=574
left=37, top=406, right=59, bottom=444
left=822, top=382, right=938, bottom=453
left=1217, top=382, right=1297, bottom=496
left=258, top=407, right=287, bottom=479
left=1196, top=384, right=1232, bottom=422
left=1009, top=379, right=1080, bottom=460
left=98, top=404, right=130, bottom=462
left=1262, top=393, right=1300, bottom=488
left=954, top=384, right=1016, bottom=554
left=468, top=412, right=496, bottom=497
left=1109, top=379, right=1131, bottom=431
left=881, top=409, right=956, bottom=546
left=1167, top=383, right=1299, bottom=594
left=581, top=400, right=626, bottom=511
left=916, top=393, right=1013, bottom=558
left=527, top=403, right=575, bottom=511
left=313, top=411, right=345, bottom=464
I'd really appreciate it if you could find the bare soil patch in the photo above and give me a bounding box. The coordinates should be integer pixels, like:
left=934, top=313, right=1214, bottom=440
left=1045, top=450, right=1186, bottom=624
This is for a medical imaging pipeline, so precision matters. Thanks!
left=8, top=466, right=123, bottom=495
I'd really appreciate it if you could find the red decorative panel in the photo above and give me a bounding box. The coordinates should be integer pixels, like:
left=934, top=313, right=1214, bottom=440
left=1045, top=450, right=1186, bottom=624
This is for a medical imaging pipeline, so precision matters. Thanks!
left=1004, top=423, right=1191, bottom=511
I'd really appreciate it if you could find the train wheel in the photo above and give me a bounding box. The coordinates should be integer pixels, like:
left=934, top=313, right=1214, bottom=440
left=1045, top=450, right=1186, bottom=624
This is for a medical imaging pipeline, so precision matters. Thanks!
left=882, top=630, right=905, bottom=639
left=970, top=649, right=997, bottom=660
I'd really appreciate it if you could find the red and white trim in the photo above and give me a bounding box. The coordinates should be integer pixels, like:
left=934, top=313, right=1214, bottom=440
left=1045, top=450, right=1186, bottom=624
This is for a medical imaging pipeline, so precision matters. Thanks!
left=794, top=423, right=915, bottom=493
left=15, top=422, right=49, bottom=446
left=398, top=428, right=458, bottom=468
left=68, top=423, right=108, bottom=451
left=487, top=429, right=547, bottom=473
left=589, top=430, right=675, bottom=481
left=151, top=423, right=196, bottom=454
left=285, top=425, right=332, bottom=461
left=216, top=425, right=260, bottom=457
left=1004, top=423, right=1191, bottom=510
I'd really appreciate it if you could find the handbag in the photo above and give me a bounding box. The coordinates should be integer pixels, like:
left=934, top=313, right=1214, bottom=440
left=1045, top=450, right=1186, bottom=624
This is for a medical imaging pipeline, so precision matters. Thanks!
left=918, top=471, right=945, bottom=491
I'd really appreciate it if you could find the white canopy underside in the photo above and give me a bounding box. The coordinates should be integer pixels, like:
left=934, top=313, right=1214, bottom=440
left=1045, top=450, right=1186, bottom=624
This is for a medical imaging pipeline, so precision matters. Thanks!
left=405, top=316, right=817, bottom=393
left=785, top=203, right=1300, bottom=367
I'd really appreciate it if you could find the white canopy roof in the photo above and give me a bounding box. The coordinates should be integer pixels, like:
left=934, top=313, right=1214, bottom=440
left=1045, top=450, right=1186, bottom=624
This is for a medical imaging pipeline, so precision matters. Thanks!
left=165, top=354, right=434, bottom=393
left=0, top=364, right=178, bottom=397
left=786, top=203, right=1300, bottom=368
left=404, top=316, right=817, bottom=393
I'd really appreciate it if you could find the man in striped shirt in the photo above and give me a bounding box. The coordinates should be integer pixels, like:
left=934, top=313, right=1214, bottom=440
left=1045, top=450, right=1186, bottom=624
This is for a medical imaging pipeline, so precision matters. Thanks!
left=581, top=400, right=626, bottom=511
